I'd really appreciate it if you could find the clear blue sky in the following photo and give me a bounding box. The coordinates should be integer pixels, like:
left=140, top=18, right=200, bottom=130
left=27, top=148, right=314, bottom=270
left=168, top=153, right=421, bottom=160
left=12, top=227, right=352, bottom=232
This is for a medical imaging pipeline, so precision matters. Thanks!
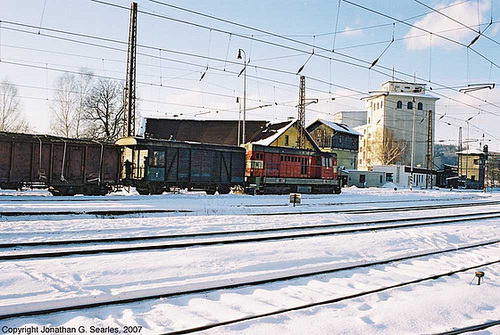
left=1, top=0, right=499, bottom=149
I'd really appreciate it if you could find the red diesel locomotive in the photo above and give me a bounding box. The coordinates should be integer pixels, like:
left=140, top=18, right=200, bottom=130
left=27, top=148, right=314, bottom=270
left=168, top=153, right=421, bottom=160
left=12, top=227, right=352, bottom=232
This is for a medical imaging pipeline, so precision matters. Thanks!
left=244, top=143, right=341, bottom=194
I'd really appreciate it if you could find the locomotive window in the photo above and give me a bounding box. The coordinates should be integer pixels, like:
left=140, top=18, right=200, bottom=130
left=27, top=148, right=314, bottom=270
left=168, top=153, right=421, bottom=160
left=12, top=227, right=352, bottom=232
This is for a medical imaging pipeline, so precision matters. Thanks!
left=280, top=155, right=283, bottom=161
left=322, top=157, right=326, bottom=167
left=150, top=151, right=165, bottom=167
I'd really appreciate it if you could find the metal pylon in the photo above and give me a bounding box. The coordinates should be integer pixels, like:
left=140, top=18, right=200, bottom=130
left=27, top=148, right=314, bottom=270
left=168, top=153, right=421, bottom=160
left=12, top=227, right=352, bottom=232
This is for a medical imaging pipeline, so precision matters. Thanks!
left=297, top=76, right=306, bottom=148
left=123, top=2, right=138, bottom=137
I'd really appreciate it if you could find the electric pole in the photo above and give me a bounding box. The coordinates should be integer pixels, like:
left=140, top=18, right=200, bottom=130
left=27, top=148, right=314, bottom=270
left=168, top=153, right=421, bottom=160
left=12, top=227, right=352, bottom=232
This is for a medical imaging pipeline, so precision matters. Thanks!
left=123, top=2, right=138, bottom=137
left=297, top=76, right=306, bottom=149
left=409, top=97, right=416, bottom=190
left=426, top=109, right=433, bottom=189
left=458, top=126, right=463, bottom=178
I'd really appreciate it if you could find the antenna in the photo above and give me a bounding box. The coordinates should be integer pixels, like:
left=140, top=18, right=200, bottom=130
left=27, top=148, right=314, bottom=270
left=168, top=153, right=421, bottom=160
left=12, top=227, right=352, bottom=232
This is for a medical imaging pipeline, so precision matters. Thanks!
left=123, top=2, right=138, bottom=137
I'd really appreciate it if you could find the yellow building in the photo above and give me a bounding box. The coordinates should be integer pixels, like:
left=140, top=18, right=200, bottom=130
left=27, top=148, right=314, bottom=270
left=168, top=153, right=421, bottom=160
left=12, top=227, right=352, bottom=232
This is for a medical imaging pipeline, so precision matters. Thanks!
left=457, top=148, right=485, bottom=188
left=250, top=119, right=320, bottom=151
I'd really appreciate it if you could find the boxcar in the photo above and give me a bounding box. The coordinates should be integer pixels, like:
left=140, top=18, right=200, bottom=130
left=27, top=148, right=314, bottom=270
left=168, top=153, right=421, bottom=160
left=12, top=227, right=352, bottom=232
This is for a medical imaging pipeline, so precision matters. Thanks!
left=116, top=137, right=246, bottom=195
left=0, top=132, right=121, bottom=195
left=244, top=143, right=341, bottom=194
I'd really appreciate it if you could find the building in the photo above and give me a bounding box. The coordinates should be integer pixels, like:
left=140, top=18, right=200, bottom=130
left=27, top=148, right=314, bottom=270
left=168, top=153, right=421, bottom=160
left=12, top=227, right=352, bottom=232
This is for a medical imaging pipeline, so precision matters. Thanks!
left=141, top=118, right=268, bottom=146
left=332, top=110, right=367, bottom=128
left=250, top=119, right=320, bottom=150
left=306, top=119, right=361, bottom=170
left=356, top=81, right=439, bottom=171
left=457, top=148, right=486, bottom=189
left=345, top=170, right=385, bottom=188
left=142, top=117, right=319, bottom=150
left=372, top=164, right=434, bottom=188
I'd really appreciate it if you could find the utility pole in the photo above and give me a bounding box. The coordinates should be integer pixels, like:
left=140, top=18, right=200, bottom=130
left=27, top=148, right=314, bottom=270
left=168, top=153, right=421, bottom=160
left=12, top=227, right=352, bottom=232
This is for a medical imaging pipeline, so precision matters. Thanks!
left=297, top=76, right=306, bottom=149
left=426, top=109, right=433, bottom=189
left=237, top=49, right=247, bottom=144
left=458, top=126, right=463, bottom=178
left=123, top=2, right=138, bottom=138
left=409, top=97, right=416, bottom=190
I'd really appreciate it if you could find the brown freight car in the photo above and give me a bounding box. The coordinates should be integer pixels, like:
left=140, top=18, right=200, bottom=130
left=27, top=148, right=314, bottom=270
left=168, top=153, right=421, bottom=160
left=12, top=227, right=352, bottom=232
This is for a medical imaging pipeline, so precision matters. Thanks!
left=0, top=132, right=121, bottom=195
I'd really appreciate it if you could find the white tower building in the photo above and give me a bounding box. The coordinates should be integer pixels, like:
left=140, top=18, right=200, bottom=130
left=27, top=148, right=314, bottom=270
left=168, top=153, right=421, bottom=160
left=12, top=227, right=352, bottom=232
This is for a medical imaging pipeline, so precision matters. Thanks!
left=356, top=81, right=439, bottom=170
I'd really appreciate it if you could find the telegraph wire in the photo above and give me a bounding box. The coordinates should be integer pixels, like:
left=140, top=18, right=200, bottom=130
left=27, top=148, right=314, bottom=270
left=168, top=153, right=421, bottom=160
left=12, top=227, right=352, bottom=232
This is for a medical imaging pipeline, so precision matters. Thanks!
left=414, top=0, right=500, bottom=48
left=3, top=8, right=500, bottom=129
left=342, top=0, right=500, bottom=70
left=92, top=1, right=500, bottom=114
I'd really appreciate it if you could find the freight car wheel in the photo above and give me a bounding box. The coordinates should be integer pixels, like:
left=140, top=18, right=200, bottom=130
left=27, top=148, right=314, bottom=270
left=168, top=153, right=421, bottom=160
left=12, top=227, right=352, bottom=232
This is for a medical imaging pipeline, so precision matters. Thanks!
left=205, top=189, right=216, bottom=195
left=218, top=186, right=230, bottom=195
left=136, top=187, right=150, bottom=195
left=334, top=187, right=342, bottom=194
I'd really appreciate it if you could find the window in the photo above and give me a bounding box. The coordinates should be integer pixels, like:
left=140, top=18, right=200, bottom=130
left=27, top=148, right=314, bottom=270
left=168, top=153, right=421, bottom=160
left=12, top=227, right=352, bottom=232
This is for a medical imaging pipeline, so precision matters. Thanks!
left=417, top=102, right=423, bottom=110
left=473, top=159, right=480, bottom=165
left=284, top=135, right=289, bottom=146
left=407, top=101, right=413, bottom=109
left=376, top=102, right=379, bottom=109
left=149, top=151, right=165, bottom=167
left=280, top=155, right=284, bottom=161
left=381, top=101, right=383, bottom=109
left=380, top=175, right=383, bottom=183
left=397, top=101, right=403, bottom=109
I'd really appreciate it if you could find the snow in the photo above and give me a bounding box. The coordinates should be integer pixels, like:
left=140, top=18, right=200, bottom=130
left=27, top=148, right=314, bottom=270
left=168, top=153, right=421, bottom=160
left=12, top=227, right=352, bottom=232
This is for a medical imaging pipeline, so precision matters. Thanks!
left=1, top=188, right=500, bottom=334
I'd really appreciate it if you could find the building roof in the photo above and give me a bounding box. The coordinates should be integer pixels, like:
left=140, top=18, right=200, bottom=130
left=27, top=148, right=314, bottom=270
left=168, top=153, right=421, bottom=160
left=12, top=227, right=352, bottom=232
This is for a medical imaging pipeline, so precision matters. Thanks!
left=365, top=91, right=439, bottom=100
left=457, top=149, right=485, bottom=155
left=381, top=80, right=428, bottom=86
left=143, top=118, right=268, bottom=145
left=251, top=120, right=294, bottom=146
left=251, top=119, right=321, bottom=151
left=307, top=119, right=362, bottom=136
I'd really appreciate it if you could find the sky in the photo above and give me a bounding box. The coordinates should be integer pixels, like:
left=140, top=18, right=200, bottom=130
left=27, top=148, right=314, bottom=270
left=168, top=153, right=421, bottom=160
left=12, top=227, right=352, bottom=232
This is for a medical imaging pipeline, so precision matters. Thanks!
left=1, top=0, right=500, bottom=150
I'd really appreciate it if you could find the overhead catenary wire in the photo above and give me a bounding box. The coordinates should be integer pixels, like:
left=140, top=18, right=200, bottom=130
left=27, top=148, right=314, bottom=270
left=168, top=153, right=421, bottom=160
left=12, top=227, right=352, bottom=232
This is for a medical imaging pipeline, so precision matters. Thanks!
left=3, top=5, right=500, bottom=144
left=88, top=1, right=500, bottom=115
left=2, top=16, right=498, bottom=116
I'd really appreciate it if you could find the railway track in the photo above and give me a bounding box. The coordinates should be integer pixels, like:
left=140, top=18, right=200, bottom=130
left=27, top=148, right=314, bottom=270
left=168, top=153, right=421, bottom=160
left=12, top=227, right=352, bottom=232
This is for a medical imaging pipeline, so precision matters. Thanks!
left=1, top=199, right=499, bottom=218
left=2, top=211, right=500, bottom=261
left=435, top=320, right=500, bottom=334
left=1, top=239, right=498, bottom=324
left=0, top=209, right=191, bottom=217
left=243, top=195, right=480, bottom=207
left=249, top=200, right=500, bottom=216
left=162, top=257, right=500, bottom=335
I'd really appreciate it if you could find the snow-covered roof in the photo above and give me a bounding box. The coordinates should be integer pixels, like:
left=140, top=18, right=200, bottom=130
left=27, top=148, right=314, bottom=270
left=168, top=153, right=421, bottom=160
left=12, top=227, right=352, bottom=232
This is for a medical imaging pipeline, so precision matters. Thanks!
left=366, top=92, right=439, bottom=100
left=251, top=120, right=295, bottom=146
left=456, top=149, right=485, bottom=155
left=310, top=119, right=362, bottom=136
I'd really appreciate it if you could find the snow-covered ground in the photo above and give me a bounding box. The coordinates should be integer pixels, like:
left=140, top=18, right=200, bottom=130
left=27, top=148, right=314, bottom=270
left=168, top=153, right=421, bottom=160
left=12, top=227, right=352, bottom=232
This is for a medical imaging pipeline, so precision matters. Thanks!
left=1, top=188, right=500, bottom=334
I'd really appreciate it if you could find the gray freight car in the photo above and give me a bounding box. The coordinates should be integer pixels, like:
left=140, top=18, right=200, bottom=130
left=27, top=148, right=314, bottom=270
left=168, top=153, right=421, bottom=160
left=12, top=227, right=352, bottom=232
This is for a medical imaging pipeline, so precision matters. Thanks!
left=116, top=136, right=246, bottom=195
left=0, top=132, right=121, bottom=195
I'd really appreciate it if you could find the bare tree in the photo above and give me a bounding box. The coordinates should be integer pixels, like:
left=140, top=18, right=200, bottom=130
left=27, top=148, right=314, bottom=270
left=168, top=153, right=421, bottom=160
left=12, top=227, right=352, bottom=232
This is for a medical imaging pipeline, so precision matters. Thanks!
left=50, top=73, right=78, bottom=137
left=82, top=77, right=124, bottom=141
left=74, top=69, right=94, bottom=138
left=368, top=128, right=407, bottom=166
left=50, top=69, right=94, bottom=138
left=0, top=77, right=30, bottom=133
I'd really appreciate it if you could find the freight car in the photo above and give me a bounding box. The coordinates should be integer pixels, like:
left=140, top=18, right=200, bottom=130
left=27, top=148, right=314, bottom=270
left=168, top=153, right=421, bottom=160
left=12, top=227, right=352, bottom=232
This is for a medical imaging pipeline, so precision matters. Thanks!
left=0, top=132, right=121, bottom=195
left=115, top=136, right=246, bottom=195
left=244, top=143, right=341, bottom=194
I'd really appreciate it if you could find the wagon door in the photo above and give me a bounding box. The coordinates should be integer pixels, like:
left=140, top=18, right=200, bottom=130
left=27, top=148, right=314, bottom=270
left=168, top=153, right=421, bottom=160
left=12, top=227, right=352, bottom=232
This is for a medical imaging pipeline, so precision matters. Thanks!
left=219, top=152, right=229, bottom=185
left=178, top=148, right=190, bottom=182
left=67, top=146, right=84, bottom=184
left=11, top=142, right=33, bottom=183
left=0, top=141, right=11, bottom=183
left=166, top=148, right=179, bottom=182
